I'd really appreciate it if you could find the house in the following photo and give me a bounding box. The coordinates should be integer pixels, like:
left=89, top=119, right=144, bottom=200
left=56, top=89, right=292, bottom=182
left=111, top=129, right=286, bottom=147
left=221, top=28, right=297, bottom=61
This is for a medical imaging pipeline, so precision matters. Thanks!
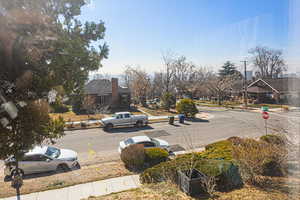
left=247, top=78, right=300, bottom=105
left=83, top=78, right=131, bottom=113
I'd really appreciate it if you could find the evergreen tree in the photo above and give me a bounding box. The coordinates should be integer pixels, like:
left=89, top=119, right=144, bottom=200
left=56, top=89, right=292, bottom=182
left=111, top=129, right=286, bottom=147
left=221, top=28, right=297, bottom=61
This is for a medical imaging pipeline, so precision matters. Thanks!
left=0, top=0, right=109, bottom=167
left=219, top=61, right=238, bottom=77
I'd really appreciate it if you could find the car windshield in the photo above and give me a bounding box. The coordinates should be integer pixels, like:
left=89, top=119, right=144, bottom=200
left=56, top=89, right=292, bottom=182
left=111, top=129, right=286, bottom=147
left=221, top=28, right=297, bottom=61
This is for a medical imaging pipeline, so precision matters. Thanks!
left=45, top=147, right=61, bottom=158
left=124, top=138, right=134, bottom=145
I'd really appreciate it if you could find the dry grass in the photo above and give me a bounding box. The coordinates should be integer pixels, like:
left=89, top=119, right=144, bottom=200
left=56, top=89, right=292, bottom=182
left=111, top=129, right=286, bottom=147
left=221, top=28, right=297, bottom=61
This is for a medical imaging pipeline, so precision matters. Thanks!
left=86, top=177, right=300, bottom=200
left=138, top=107, right=177, bottom=116
left=50, top=111, right=105, bottom=122
left=87, top=182, right=193, bottom=200
left=0, top=161, right=132, bottom=198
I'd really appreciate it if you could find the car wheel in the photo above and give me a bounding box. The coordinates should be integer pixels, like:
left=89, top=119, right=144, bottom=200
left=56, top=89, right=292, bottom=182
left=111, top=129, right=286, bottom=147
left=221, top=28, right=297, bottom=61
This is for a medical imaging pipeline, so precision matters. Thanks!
left=11, top=169, right=24, bottom=177
left=56, top=164, right=70, bottom=173
left=136, top=121, right=143, bottom=128
left=75, top=162, right=81, bottom=169
left=105, top=123, right=113, bottom=131
left=4, top=175, right=12, bottom=182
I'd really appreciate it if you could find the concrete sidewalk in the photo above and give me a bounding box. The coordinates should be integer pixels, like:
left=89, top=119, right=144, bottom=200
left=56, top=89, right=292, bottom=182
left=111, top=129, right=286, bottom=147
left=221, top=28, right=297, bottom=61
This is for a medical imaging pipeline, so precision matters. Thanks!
left=3, top=175, right=140, bottom=200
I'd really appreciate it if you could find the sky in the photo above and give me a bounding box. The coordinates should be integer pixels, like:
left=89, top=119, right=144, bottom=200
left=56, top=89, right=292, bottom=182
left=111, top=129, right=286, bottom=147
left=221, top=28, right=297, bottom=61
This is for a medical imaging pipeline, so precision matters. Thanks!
left=77, top=0, right=298, bottom=75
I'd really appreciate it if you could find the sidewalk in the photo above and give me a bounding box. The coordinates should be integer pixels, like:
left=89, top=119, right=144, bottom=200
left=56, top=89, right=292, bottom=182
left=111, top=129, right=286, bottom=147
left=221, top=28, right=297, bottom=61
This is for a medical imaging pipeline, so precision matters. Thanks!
left=3, top=175, right=140, bottom=200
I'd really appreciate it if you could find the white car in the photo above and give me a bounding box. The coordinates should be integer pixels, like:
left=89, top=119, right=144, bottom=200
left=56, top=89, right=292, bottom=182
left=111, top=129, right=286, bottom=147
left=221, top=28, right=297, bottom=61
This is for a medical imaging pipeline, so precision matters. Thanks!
left=101, top=112, right=148, bottom=131
left=118, top=136, right=170, bottom=153
left=4, top=146, right=79, bottom=177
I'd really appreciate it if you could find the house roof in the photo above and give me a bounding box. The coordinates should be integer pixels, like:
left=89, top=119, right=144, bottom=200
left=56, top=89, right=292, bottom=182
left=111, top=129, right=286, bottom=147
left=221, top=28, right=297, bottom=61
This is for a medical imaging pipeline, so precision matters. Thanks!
left=84, top=79, right=130, bottom=95
left=247, top=78, right=300, bottom=93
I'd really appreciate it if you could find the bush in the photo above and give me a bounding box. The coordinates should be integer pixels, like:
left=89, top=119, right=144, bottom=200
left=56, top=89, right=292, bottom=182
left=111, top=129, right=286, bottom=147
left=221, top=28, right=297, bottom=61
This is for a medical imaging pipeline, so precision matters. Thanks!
left=232, top=138, right=287, bottom=185
left=120, top=144, right=145, bottom=171
left=176, top=98, right=198, bottom=118
left=262, top=159, right=285, bottom=177
left=50, top=103, right=69, bottom=113
left=161, top=92, right=176, bottom=110
left=145, top=148, right=169, bottom=167
left=227, top=136, right=243, bottom=145
left=282, top=105, right=289, bottom=111
left=260, top=134, right=286, bottom=146
left=201, top=140, right=233, bottom=160
left=140, top=153, right=242, bottom=192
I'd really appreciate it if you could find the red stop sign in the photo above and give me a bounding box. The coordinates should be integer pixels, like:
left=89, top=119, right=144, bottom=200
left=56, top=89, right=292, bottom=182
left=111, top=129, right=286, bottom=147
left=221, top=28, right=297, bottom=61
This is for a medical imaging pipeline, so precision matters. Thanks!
left=262, top=111, right=269, bottom=119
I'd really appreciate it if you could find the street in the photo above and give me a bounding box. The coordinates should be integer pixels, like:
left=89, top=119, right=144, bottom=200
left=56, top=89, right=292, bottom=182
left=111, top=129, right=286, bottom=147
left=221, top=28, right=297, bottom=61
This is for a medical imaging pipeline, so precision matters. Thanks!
left=54, top=109, right=290, bottom=165
left=0, top=109, right=297, bottom=177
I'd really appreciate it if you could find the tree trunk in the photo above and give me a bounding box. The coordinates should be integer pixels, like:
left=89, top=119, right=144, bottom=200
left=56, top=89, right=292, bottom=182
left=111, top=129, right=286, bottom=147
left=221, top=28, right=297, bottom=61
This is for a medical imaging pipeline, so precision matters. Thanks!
left=218, top=94, right=221, bottom=105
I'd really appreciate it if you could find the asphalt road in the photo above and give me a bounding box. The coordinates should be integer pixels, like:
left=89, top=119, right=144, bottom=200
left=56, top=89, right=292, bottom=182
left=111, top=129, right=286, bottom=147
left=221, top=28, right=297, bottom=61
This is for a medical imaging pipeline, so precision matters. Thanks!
left=0, top=109, right=297, bottom=175
left=54, top=109, right=290, bottom=165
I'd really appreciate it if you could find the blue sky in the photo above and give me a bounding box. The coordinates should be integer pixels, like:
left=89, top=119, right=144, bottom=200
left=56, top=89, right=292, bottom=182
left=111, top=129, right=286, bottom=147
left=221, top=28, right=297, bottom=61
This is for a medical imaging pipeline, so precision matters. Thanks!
left=78, top=0, right=292, bottom=74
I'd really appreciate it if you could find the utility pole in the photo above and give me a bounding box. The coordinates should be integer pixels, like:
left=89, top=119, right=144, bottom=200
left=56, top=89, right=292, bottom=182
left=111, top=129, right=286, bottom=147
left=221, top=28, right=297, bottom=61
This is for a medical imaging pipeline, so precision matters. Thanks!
left=241, top=60, right=248, bottom=107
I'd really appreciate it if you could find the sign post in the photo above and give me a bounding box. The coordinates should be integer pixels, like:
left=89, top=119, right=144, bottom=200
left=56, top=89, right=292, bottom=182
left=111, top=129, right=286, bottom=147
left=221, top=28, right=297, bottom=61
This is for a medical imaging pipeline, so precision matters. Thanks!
left=262, top=111, right=269, bottom=135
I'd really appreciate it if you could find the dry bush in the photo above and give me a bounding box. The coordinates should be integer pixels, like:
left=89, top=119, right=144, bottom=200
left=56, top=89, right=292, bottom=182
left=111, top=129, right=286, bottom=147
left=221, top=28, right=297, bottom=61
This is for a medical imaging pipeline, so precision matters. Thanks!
left=120, top=144, right=145, bottom=171
left=200, top=175, right=217, bottom=197
left=232, top=138, right=288, bottom=185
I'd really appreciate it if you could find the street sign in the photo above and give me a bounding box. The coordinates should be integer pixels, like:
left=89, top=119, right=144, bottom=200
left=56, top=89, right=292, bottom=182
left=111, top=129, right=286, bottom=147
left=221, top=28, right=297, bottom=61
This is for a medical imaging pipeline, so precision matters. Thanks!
left=261, top=106, right=269, bottom=112
left=262, top=112, right=269, bottom=120
left=261, top=111, right=269, bottom=135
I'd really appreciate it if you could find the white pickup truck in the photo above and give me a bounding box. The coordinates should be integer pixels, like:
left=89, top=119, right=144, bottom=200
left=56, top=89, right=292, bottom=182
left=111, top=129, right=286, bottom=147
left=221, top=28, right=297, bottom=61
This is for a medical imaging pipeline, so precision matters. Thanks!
left=101, top=112, right=148, bottom=131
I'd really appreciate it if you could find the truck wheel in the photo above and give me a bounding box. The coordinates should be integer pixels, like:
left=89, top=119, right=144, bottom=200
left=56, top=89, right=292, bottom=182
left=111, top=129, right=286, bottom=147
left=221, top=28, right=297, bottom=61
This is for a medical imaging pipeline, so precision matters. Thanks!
left=105, top=123, right=113, bottom=131
left=136, top=121, right=143, bottom=128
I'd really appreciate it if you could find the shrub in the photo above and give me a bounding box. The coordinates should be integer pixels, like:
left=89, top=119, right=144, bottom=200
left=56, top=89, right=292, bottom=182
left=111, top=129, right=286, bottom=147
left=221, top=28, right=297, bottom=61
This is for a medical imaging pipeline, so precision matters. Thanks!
left=282, top=105, right=289, bottom=111
left=161, top=92, right=176, bottom=110
left=140, top=153, right=242, bottom=192
left=145, top=148, right=169, bottom=167
left=176, top=98, right=198, bottom=118
left=121, top=144, right=145, bottom=171
left=260, top=134, right=286, bottom=146
left=50, top=103, right=69, bottom=113
left=201, top=140, right=233, bottom=160
left=262, top=159, right=285, bottom=177
left=227, top=136, right=243, bottom=145
left=232, top=138, right=287, bottom=185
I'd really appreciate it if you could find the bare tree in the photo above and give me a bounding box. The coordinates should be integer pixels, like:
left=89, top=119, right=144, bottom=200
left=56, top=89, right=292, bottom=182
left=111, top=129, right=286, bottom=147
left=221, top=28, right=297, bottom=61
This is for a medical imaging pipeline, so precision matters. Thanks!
left=123, top=65, right=134, bottom=89
left=189, top=67, right=214, bottom=98
left=162, top=52, right=175, bottom=93
left=122, top=66, right=150, bottom=106
left=150, top=72, right=164, bottom=99
left=249, top=46, right=287, bottom=79
left=207, top=73, right=240, bottom=105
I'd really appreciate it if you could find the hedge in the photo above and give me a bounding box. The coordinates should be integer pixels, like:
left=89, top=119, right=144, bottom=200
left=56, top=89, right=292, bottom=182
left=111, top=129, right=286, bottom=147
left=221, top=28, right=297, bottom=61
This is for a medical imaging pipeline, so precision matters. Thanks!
left=201, top=140, right=233, bottom=160
left=140, top=153, right=243, bottom=192
left=145, top=148, right=169, bottom=167
left=120, top=145, right=169, bottom=171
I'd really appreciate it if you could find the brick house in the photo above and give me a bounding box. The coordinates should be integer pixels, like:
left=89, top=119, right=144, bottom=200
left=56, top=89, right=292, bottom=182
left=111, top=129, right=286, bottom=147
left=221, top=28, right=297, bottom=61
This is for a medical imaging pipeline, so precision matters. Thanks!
left=83, top=78, right=131, bottom=113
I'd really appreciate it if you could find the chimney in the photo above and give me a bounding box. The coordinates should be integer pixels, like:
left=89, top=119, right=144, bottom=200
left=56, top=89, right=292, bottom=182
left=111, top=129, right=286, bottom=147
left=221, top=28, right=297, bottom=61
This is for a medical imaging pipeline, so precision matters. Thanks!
left=111, top=78, right=119, bottom=107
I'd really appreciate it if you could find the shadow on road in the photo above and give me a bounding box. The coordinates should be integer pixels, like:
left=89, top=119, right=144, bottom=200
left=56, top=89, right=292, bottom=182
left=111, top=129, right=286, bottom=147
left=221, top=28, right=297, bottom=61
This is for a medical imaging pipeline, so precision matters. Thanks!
left=106, top=125, right=154, bottom=134
left=186, top=118, right=210, bottom=123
